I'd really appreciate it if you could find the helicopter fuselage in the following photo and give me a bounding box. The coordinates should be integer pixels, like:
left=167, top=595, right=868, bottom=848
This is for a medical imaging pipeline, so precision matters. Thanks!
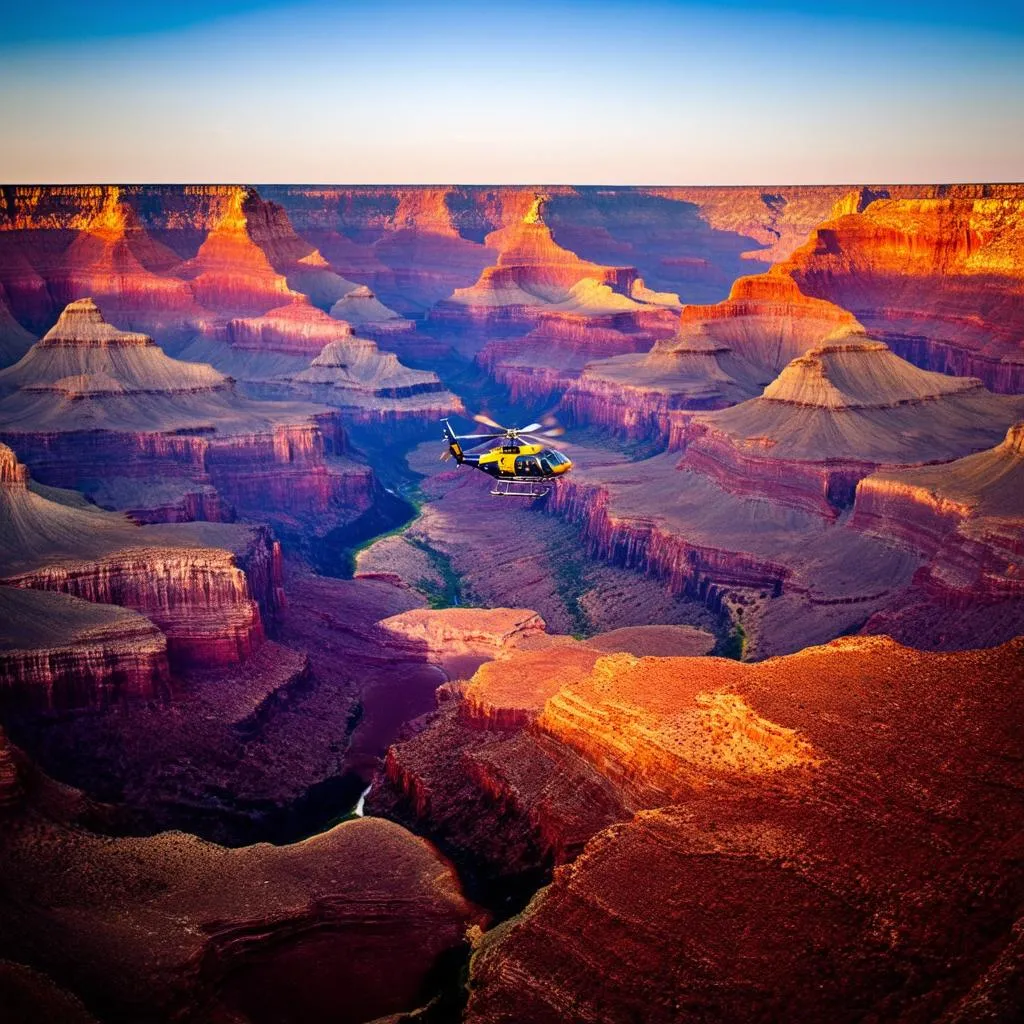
left=442, top=418, right=572, bottom=491
left=474, top=442, right=572, bottom=480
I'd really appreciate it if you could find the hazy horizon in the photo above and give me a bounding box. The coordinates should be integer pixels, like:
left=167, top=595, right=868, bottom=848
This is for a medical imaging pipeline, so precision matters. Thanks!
left=3, top=0, right=1022, bottom=184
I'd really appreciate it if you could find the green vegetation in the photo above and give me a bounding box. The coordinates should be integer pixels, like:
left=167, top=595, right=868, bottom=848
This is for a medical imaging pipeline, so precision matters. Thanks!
left=715, top=619, right=747, bottom=661
left=551, top=548, right=593, bottom=638
left=350, top=482, right=428, bottom=560
left=409, top=537, right=472, bottom=609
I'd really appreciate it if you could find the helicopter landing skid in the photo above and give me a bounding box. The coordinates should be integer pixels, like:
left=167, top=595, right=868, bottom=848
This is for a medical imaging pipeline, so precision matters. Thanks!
left=490, top=478, right=550, bottom=498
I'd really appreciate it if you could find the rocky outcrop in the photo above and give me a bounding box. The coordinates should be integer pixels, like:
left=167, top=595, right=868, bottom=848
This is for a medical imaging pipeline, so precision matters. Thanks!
left=328, top=283, right=413, bottom=331
left=49, top=187, right=204, bottom=344
left=779, top=194, right=1024, bottom=392
left=177, top=300, right=456, bottom=425
left=671, top=272, right=861, bottom=374
left=197, top=188, right=411, bottom=325
left=226, top=300, right=359, bottom=357
left=431, top=195, right=660, bottom=332
left=176, top=187, right=302, bottom=316
left=0, top=586, right=169, bottom=710
left=674, top=333, right=1024, bottom=516
left=854, top=423, right=1024, bottom=609
left=561, top=273, right=860, bottom=442
left=0, top=299, right=375, bottom=525
left=463, top=635, right=1024, bottom=1024
left=378, top=621, right=718, bottom=899
left=280, top=338, right=460, bottom=422
left=562, top=336, right=752, bottom=441
left=380, top=607, right=547, bottom=658
left=0, top=800, right=478, bottom=1022
left=0, top=443, right=274, bottom=670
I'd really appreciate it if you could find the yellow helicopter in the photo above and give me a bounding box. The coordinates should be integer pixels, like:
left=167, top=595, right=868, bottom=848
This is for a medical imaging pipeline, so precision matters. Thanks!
left=441, top=415, right=573, bottom=497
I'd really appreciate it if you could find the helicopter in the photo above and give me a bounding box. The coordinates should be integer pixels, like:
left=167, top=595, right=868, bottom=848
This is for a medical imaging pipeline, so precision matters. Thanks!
left=441, top=414, right=573, bottom=497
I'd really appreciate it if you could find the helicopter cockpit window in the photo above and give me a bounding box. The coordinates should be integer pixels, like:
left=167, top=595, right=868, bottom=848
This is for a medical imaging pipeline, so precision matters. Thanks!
left=515, top=456, right=541, bottom=476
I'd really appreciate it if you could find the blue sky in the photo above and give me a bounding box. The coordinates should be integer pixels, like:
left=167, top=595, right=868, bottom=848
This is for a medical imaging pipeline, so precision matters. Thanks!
left=1, top=0, right=1022, bottom=183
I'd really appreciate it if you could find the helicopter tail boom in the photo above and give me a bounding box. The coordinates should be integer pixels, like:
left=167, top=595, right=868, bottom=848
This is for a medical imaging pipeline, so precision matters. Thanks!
left=441, top=419, right=480, bottom=465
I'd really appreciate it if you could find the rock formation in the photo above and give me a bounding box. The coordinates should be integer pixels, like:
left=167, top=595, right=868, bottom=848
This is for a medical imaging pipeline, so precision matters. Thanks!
left=178, top=300, right=459, bottom=426
left=328, top=283, right=413, bottom=331
left=779, top=193, right=1024, bottom=392
left=49, top=187, right=204, bottom=344
left=0, top=756, right=478, bottom=1023
left=377, top=613, right=717, bottom=899
left=0, top=443, right=277, bottom=672
left=0, top=586, right=169, bottom=710
left=850, top=422, right=1024, bottom=645
left=176, top=187, right=305, bottom=316
left=432, top=195, right=663, bottom=328
left=280, top=335, right=460, bottom=423
left=562, top=273, right=860, bottom=442
left=381, top=607, right=548, bottom=659
left=675, top=331, right=1024, bottom=516
left=460, top=635, right=1024, bottom=1023
left=0, top=299, right=375, bottom=524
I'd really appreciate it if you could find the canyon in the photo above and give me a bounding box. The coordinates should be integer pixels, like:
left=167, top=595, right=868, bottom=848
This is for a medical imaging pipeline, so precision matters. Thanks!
left=0, top=182, right=1022, bottom=1023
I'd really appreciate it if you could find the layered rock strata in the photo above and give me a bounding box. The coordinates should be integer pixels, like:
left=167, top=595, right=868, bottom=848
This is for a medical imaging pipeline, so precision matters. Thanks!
left=461, top=635, right=1024, bottom=1023
left=378, top=615, right=717, bottom=900
left=854, top=422, right=1024, bottom=618
left=545, top=441, right=922, bottom=657
left=562, top=274, right=860, bottom=442
left=0, top=299, right=374, bottom=524
left=431, top=195, right=671, bottom=339
left=674, top=332, right=1024, bottom=516
left=779, top=194, right=1024, bottom=392
left=49, top=187, right=204, bottom=344
left=0, top=587, right=170, bottom=710
left=0, top=443, right=276, bottom=670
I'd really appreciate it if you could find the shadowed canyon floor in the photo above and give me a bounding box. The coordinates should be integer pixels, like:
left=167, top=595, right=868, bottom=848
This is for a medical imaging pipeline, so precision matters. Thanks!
left=0, top=183, right=1022, bottom=1023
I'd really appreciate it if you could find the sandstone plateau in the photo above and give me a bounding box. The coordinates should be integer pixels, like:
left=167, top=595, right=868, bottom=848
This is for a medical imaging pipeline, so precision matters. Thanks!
left=0, top=298, right=375, bottom=526
left=1, top=182, right=1023, bottom=1023
left=375, top=627, right=1024, bottom=1023
left=0, top=442, right=280, bottom=681
left=779, top=191, right=1024, bottom=392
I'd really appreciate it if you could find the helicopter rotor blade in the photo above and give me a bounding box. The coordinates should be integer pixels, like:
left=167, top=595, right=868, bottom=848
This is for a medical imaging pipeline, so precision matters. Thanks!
left=455, top=432, right=503, bottom=440
left=516, top=422, right=543, bottom=435
left=473, top=413, right=506, bottom=431
left=540, top=426, right=565, bottom=437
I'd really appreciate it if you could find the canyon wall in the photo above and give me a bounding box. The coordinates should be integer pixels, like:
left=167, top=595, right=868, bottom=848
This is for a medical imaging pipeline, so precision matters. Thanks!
left=778, top=192, right=1024, bottom=392
left=0, top=443, right=282, bottom=677
left=377, top=629, right=1024, bottom=1024
left=0, top=299, right=376, bottom=526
